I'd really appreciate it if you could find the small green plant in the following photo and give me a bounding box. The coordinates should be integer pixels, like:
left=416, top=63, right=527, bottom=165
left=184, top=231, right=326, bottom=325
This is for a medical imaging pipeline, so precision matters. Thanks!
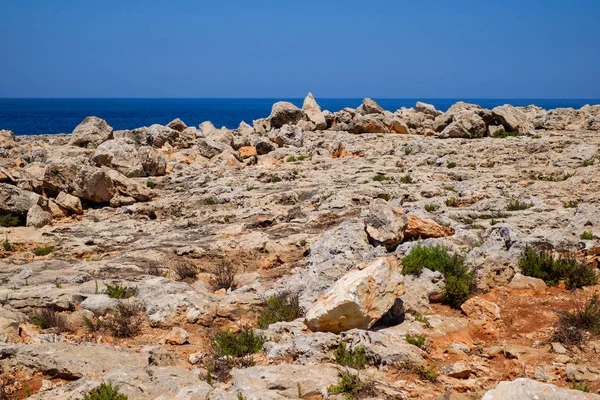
left=571, top=382, right=591, bottom=392
left=402, top=244, right=473, bottom=308
left=507, top=199, right=532, bottom=211
left=424, top=203, right=438, bottom=213
left=211, top=326, right=265, bottom=359
left=520, top=247, right=598, bottom=289
left=104, top=283, right=138, bottom=299
left=33, top=245, right=54, bottom=256
left=484, top=160, right=496, bottom=168
left=31, top=309, right=66, bottom=331
left=581, top=231, right=595, bottom=240
left=83, top=382, right=128, bottom=400
left=377, top=193, right=392, bottom=201
left=2, top=240, right=12, bottom=252
left=442, top=185, right=456, bottom=192
left=171, top=259, right=198, bottom=281
left=414, top=313, right=432, bottom=328
left=146, top=180, right=156, bottom=189
left=400, top=174, right=413, bottom=184
left=416, top=364, right=439, bottom=382
left=328, top=370, right=375, bottom=400
left=404, top=147, right=413, bottom=155
left=285, top=155, right=297, bottom=162
left=583, top=159, right=595, bottom=167
left=405, top=334, right=426, bottom=349
left=372, top=173, right=390, bottom=182
left=271, top=175, right=282, bottom=183
left=334, top=341, right=367, bottom=370
left=563, top=200, right=579, bottom=208
left=446, top=161, right=457, bottom=169
left=205, top=197, right=217, bottom=205
left=0, top=213, right=20, bottom=228
left=257, top=292, right=302, bottom=329
left=103, top=301, right=144, bottom=338
left=83, top=316, right=102, bottom=333
left=492, top=129, right=519, bottom=138
left=552, top=294, right=600, bottom=346
left=245, top=185, right=257, bottom=191
left=236, top=394, right=247, bottom=400
left=445, top=197, right=459, bottom=207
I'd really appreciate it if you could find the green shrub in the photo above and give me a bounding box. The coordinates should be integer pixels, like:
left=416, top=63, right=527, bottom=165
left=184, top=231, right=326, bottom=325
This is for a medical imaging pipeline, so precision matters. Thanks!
left=372, top=173, right=390, bottom=182
left=245, top=185, right=257, bottom=191
left=146, top=180, right=156, bottom=189
left=257, top=292, right=302, bottom=329
left=404, top=147, right=413, bottom=155
left=104, top=283, right=137, bottom=299
left=446, top=161, right=457, bottom=169
left=31, top=309, right=66, bottom=331
left=205, top=197, right=217, bottom=205
left=571, top=382, right=592, bottom=392
left=552, top=294, right=600, bottom=346
left=2, top=240, right=12, bottom=251
left=402, top=245, right=473, bottom=308
left=103, top=301, right=144, bottom=338
left=328, top=370, right=376, bottom=400
left=32, top=245, right=54, bottom=256
left=400, top=174, right=413, bottom=184
left=416, top=364, right=439, bottom=382
left=405, top=334, right=426, bottom=349
left=334, top=341, right=367, bottom=370
left=270, top=175, right=282, bottom=183
left=211, top=326, right=264, bottom=359
left=424, top=204, right=438, bottom=213
left=581, top=231, right=594, bottom=240
left=0, top=213, right=20, bottom=228
left=83, top=382, right=128, bottom=400
left=583, top=159, right=595, bottom=167
left=520, top=247, right=597, bottom=289
left=446, top=197, right=459, bottom=207
left=492, top=129, right=519, bottom=138
left=563, top=200, right=578, bottom=208
left=507, top=200, right=532, bottom=211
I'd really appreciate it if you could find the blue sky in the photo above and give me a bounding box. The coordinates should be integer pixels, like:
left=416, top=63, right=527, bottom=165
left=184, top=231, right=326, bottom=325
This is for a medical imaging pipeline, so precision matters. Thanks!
left=1, top=0, right=599, bottom=98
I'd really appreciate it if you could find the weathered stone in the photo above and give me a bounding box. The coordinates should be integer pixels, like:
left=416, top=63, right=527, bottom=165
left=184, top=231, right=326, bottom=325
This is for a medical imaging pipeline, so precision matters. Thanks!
left=493, top=105, right=534, bottom=135
left=566, top=363, right=600, bottom=382
left=364, top=199, right=408, bottom=247
left=0, top=183, right=44, bottom=217
left=269, top=102, right=305, bottom=128
left=302, top=93, right=327, bottom=130
left=26, top=205, right=52, bottom=228
left=483, top=378, right=600, bottom=399
left=54, top=191, right=83, bottom=215
left=440, top=362, right=475, bottom=379
left=70, top=116, right=114, bottom=148
left=439, top=110, right=487, bottom=138
left=508, top=273, right=547, bottom=290
left=404, top=215, right=454, bottom=240
left=461, top=296, right=501, bottom=321
left=416, top=102, right=442, bottom=117
left=0, top=129, right=17, bottom=149
left=357, top=98, right=384, bottom=115
left=167, top=118, right=187, bottom=132
left=304, top=257, right=404, bottom=333
left=162, top=327, right=189, bottom=345
left=268, top=124, right=304, bottom=148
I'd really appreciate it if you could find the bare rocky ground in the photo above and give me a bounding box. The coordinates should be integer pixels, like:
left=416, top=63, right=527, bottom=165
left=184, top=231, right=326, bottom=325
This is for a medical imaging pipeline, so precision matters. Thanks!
left=1, top=95, right=600, bottom=399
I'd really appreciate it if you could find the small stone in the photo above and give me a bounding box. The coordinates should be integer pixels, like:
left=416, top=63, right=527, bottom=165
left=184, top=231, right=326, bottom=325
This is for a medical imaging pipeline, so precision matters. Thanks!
left=551, top=342, right=567, bottom=354
left=163, top=327, right=189, bottom=345
left=440, top=362, right=475, bottom=379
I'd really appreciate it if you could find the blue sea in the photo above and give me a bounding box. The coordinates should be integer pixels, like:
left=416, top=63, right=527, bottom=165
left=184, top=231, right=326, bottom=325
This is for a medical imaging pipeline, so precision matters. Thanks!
left=1, top=98, right=599, bottom=136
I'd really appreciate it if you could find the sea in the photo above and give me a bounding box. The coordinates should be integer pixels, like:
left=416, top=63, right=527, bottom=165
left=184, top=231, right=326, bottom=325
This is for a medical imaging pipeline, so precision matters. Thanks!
left=1, top=98, right=599, bottom=136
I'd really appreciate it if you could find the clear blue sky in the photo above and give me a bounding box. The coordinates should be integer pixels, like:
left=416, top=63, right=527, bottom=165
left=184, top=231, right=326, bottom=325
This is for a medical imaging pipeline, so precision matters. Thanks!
left=1, top=0, right=599, bottom=98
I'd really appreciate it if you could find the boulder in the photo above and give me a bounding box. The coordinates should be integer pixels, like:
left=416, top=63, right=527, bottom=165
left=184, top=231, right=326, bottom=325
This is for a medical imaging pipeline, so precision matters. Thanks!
left=199, top=121, right=233, bottom=146
left=72, top=166, right=115, bottom=203
left=102, top=168, right=153, bottom=202
left=416, top=102, right=442, bottom=117
left=69, top=116, right=114, bottom=148
left=384, top=115, right=410, bottom=134
left=137, top=146, right=167, bottom=176
left=254, top=139, right=276, bottom=155
left=237, top=121, right=255, bottom=136
left=55, top=192, right=83, bottom=215
left=404, top=215, right=455, bottom=240
left=0, top=317, right=21, bottom=343
left=508, top=273, right=546, bottom=290
left=0, top=130, right=17, bottom=149
left=162, top=327, right=189, bottom=345
left=482, top=378, right=600, bottom=399
left=492, top=105, right=534, bottom=135
left=364, top=199, right=408, bottom=248
left=439, top=110, right=487, bottom=138
left=304, top=257, right=404, bottom=333
left=268, top=124, right=304, bottom=148
left=357, top=98, right=384, bottom=115
left=26, top=205, right=53, bottom=228
left=0, top=183, right=44, bottom=217
left=461, top=296, right=501, bottom=321
left=349, top=115, right=387, bottom=134
left=302, top=93, right=327, bottom=130
left=167, top=118, right=187, bottom=132
left=124, top=125, right=184, bottom=148
left=195, top=138, right=233, bottom=159
left=268, top=102, right=305, bottom=128
left=92, top=140, right=144, bottom=177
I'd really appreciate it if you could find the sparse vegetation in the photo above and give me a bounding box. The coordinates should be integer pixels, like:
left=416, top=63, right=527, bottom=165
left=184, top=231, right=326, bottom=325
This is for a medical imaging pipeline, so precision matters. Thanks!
left=212, top=262, right=236, bottom=290
left=103, top=301, right=144, bottom=338
left=520, top=247, right=598, bottom=289
left=563, top=200, right=579, bottom=208
left=33, top=245, right=54, bottom=256
left=257, top=292, right=302, bottom=329
left=581, top=231, right=595, bottom=240
left=506, top=199, right=532, bottom=211
left=328, top=370, right=376, bottom=400
left=446, top=161, right=457, bottom=169
left=405, top=334, right=426, bottom=349
left=416, top=364, right=439, bottom=382
left=31, top=308, right=66, bottom=331
left=0, top=213, right=20, bottom=228
left=205, top=197, right=217, bottom=205
left=492, top=129, right=519, bottom=138
left=400, top=174, right=413, bottom=184
left=372, top=173, right=391, bottom=182
left=402, top=244, right=473, bottom=308
left=104, top=283, right=138, bottom=299
left=424, top=203, right=438, bottom=212
left=2, top=240, right=12, bottom=252
left=146, top=180, right=156, bottom=189
left=571, top=382, right=592, bottom=392
left=172, top=259, right=197, bottom=281
left=583, top=159, right=595, bottom=167
left=83, top=382, right=128, bottom=400
left=404, top=147, right=413, bottom=155
left=552, top=294, right=600, bottom=346
left=245, top=184, right=257, bottom=191
left=270, top=175, right=282, bottom=183
left=211, top=326, right=265, bottom=359
left=446, top=197, right=459, bottom=207
left=334, top=341, right=367, bottom=370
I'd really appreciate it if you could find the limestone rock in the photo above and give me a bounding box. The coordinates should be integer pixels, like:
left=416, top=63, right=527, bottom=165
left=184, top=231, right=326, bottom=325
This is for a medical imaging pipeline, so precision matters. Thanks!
left=167, top=118, right=187, bottom=132
left=304, top=257, right=404, bottom=333
left=566, top=363, right=600, bottom=382
left=268, top=102, right=305, bottom=128
left=439, top=110, right=487, bottom=138
left=404, top=215, right=454, bottom=240
left=357, top=98, right=384, bottom=115
left=268, top=124, right=304, bottom=148
left=416, top=102, right=442, bottom=117
left=26, top=205, right=52, bottom=228
left=302, top=93, right=327, bottom=130
left=162, top=327, right=189, bottom=345
left=0, top=129, right=17, bottom=149
left=349, top=115, right=387, bottom=134
left=461, top=296, right=501, bottom=321
left=508, top=273, right=547, bottom=290
left=482, top=378, right=600, bottom=399
left=0, top=182, right=44, bottom=217
left=440, top=362, right=475, bottom=379
left=364, top=198, right=408, bottom=247
left=493, top=105, right=534, bottom=135
left=70, top=116, right=114, bottom=148
left=55, top=191, right=83, bottom=215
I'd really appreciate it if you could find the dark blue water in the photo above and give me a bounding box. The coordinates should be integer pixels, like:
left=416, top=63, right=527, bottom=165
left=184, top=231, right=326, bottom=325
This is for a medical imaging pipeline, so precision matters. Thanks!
left=1, top=98, right=599, bottom=136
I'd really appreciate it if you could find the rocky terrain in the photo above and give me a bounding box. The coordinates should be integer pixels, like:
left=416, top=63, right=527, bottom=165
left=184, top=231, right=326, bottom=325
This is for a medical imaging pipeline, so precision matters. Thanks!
left=1, top=94, right=600, bottom=399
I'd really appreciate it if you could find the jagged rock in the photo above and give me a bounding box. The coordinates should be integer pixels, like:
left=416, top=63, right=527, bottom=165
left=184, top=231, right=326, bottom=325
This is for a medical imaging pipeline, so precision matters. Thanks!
left=0, top=129, right=17, bottom=149
left=167, top=118, right=187, bottom=132
left=268, top=124, right=304, bottom=148
left=305, top=257, right=404, bottom=333
left=254, top=138, right=276, bottom=155
left=103, top=168, right=153, bottom=202
left=383, top=114, right=410, bottom=134
left=342, top=328, right=426, bottom=366
left=440, top=362, right=475, bottom=379
left=92, top=140, right=166, bottom=177
left=0, top=318, right=21, bottom=343
left=488, top=124, right=505, bottom=136
left=364, top=198, right=408, bottom=247
left=416, top=102, right=442, bottom=117
left=461, top=296, right=501, bottom=321
left=196, top=138, right=232, bottom=159
left=268, top=102, right=305, bottom=128
left=162, top=327, right=189, bottom=345
left=349, top=114, right=387, bottom=134
left=72, top=166, right=116, bottom=203
left=69, top=116, right=114, bottom=148
left=357, top=98, right=384, bottom=115
left=26, top=205, right=52, bottom=228
left=237, top=121, right=255, bottom=136
left=493, top=105, right=534, bottom=135
left=109, top=195, right=137, bottom=207
left=137, top=146, right=167, bottom=176
left=0, top=183, right=44, bottom=217
left=439, top=110, right=487, bottom=138
left=566, top=364, right=600, bottom=382
left=80, top=295, right=119, bottom=316
left=508, top=273, right=547, bottom=290
left=54, top=191, right=83, bottom=215
left=252, top=117, right=271, bottom=135
left=483, top=378, right=600, bottom=399
left=404, top=215, right=454, bottom=240
left=302, top=93, right=327, bottom=130
left=401, top=268, right=445, bottom=314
